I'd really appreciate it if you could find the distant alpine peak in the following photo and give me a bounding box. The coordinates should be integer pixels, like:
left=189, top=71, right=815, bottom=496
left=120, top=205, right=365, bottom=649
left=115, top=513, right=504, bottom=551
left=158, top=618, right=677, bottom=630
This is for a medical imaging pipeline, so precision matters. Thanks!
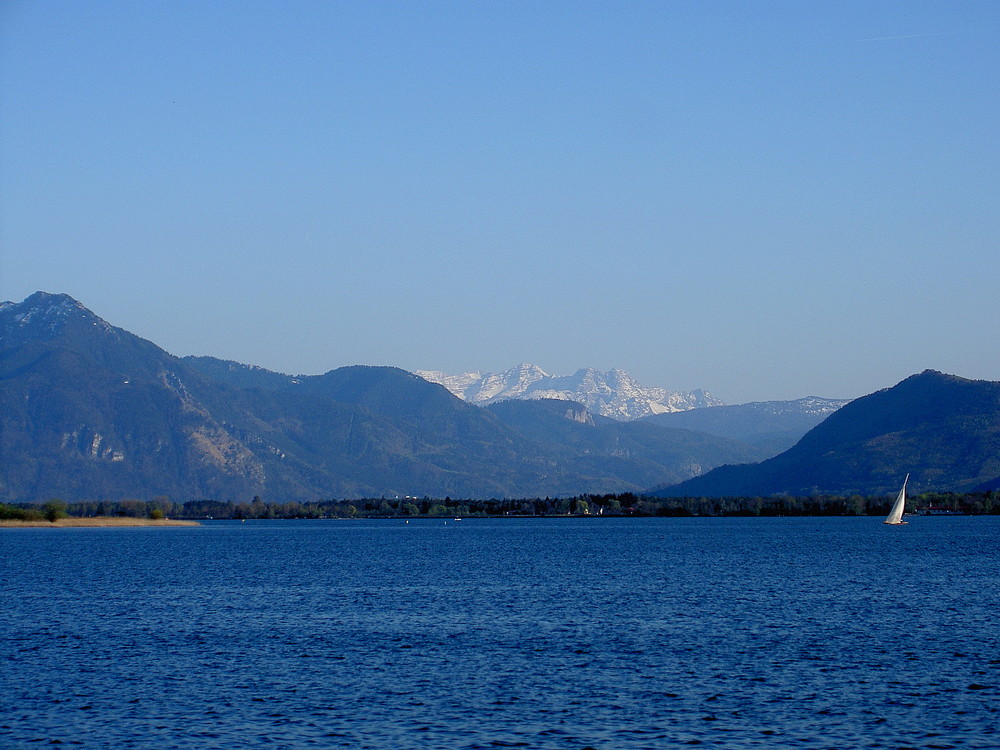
left=416, top=364, right=723, bottom=421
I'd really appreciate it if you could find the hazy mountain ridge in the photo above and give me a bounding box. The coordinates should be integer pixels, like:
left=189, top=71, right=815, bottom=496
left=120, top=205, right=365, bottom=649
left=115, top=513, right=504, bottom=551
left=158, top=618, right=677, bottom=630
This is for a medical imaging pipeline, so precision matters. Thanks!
left=643, top=396, right=850, bottom=455
left=416, top=364, right=723, bottom=420
left=485, top=398, right=768, bottom=490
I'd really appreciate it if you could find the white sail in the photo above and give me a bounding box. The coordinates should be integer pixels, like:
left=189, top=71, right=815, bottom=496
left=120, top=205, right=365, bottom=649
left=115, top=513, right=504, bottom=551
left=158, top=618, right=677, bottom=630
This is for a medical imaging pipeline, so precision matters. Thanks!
left=883, top=473, right=910, bottom=525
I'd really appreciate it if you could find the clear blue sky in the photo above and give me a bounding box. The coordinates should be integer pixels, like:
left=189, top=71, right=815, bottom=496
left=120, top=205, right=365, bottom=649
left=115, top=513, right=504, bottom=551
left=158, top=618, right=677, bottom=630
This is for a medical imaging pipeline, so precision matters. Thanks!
left=2, top=1, right=997, bottom=403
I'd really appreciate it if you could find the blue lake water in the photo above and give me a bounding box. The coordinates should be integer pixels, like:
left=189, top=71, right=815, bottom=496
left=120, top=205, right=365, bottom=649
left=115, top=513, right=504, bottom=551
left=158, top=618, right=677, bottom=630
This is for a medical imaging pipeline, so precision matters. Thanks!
left=2, top=517, right=999, bottom=749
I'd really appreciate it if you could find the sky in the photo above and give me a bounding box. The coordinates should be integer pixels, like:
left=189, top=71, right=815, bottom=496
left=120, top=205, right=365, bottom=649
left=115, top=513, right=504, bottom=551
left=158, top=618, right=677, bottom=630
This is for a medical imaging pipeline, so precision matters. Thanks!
left=2, top=1, right=998, bottom=404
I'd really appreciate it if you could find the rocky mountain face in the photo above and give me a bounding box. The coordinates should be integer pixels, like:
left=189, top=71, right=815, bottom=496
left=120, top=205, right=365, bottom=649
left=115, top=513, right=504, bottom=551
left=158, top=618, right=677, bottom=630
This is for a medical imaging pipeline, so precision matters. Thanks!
left=0, top=292, right=270, bottom=502
left=416, top=364, right=723, bottom=421
left=652, top=371, right=1000, bottom=498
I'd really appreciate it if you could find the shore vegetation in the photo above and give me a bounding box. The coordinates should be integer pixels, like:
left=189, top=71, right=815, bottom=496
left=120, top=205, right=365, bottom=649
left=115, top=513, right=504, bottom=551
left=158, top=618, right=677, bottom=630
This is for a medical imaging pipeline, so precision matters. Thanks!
left=2, top=490, right=997, bottom=523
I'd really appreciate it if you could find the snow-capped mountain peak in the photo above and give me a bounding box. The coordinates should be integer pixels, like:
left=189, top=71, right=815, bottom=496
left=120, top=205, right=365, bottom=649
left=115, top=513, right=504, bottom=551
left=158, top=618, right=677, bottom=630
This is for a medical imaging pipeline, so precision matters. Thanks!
left=416, top=365, right=723, bottom=421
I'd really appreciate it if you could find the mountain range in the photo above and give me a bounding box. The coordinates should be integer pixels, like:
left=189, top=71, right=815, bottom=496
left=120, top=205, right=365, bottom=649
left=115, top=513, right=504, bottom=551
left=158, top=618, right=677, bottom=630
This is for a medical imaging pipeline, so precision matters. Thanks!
left=0, top=293, right=763, bottom=502
left=2, top=292, right=997, bottom=503
left=416, top=364, right=722, bottom=420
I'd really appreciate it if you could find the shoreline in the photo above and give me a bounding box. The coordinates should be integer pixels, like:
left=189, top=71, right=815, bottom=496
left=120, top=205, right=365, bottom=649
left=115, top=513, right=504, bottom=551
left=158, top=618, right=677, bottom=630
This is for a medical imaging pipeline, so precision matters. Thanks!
left=0, top=517, right=201, bottom=528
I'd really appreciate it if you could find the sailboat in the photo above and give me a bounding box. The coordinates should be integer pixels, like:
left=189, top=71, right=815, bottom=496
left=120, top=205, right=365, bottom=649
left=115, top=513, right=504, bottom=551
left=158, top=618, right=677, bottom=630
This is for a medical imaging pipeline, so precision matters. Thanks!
left=883, top=474, right=910, bottom=525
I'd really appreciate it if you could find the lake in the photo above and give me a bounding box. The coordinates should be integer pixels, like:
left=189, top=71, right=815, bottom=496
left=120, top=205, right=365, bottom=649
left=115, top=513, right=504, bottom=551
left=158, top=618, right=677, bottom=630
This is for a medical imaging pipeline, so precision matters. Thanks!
left=2, top=517, right=998, bottom=749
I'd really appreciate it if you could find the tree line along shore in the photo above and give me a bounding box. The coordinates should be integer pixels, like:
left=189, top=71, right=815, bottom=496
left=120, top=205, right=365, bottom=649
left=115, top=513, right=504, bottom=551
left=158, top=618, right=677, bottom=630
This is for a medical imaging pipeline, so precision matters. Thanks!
left=2, top=491, right=997, bottom=524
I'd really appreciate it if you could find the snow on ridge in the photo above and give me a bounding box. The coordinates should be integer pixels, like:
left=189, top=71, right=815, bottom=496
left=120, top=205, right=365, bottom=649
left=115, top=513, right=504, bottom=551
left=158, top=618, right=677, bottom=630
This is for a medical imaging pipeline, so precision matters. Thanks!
left=2, top=292, right=113, bottom=337
left=416, top=364, right=723, bottom=421
left=784, top=396, right=851, bottom=414
left=415, top=369, right=487, bottom=401
left=736, top=396, right=851, bottom=416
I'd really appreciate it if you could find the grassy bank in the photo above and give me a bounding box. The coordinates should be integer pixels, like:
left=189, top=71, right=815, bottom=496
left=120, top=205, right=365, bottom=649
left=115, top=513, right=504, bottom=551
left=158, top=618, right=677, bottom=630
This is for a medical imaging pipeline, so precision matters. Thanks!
left=0, top=517, right=200, bottom=528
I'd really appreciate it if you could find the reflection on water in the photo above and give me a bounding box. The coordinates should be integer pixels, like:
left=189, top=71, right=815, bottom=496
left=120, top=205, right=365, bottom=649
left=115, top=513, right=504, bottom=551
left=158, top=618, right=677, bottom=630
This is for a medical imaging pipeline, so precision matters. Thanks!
left=3, top=517, right=998, bottom=748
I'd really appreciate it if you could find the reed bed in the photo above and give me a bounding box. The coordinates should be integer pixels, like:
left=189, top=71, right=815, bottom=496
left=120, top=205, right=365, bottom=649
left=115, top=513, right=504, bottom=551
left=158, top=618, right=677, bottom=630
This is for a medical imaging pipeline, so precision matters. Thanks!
left=0, top=517, right=200, bottom=528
